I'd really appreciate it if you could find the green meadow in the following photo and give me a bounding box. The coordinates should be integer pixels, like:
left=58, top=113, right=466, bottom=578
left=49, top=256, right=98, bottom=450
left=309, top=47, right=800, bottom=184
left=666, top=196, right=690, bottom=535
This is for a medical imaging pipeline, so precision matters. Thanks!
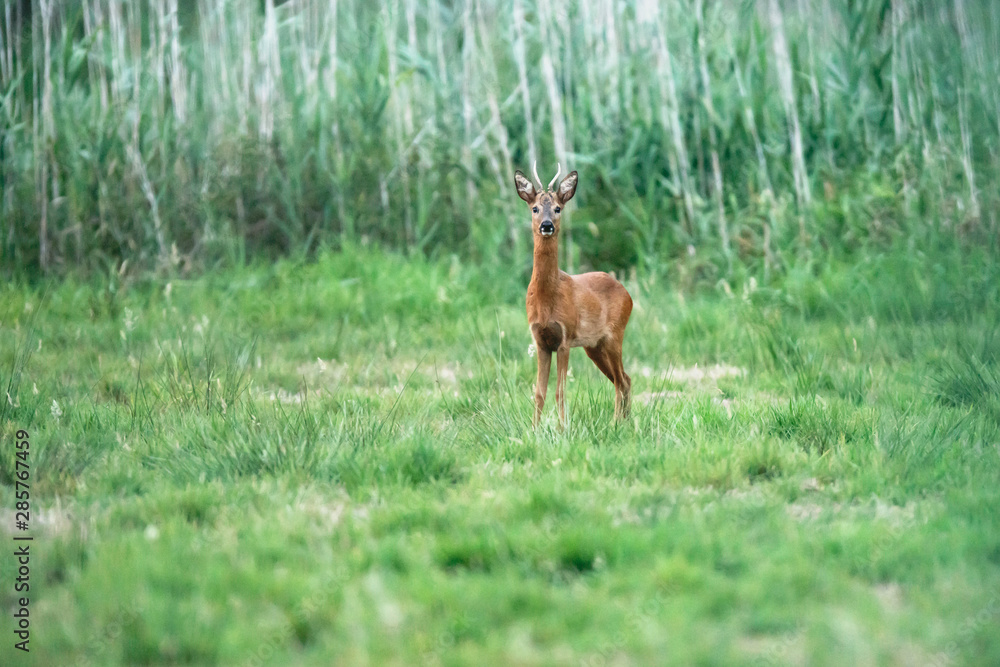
left=2, top=245, right=1000, bottom=665
left=3, top=0, right=1000, bottom=664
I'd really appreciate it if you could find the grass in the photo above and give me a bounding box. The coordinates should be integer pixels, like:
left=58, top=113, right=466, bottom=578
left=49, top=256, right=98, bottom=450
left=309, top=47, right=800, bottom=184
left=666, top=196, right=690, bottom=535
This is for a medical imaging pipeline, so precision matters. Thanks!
left=2, top=1, right=998, bottom=662
left=2, top=246, right=999, bottom=665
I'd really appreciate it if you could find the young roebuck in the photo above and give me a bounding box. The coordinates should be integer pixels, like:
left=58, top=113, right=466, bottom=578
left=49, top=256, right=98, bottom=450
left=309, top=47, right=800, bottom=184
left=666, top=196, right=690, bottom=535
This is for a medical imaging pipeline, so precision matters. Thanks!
left=515, top=164, right=633, bottom=427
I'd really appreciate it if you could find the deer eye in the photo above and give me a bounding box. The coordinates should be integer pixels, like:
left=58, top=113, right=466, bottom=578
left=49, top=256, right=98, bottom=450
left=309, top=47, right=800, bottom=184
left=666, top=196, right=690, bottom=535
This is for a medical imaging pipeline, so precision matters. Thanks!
left=554, top=207, right=561, bottom=213
left=532, top=207, right=539, bottom=214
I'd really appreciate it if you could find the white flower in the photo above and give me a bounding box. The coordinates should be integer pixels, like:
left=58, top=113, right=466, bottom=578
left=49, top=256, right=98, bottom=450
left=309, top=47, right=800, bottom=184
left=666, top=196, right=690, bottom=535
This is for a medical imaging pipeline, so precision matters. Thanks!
left=527, top=343, right=536, bottom=358
left=51, top=399, right=63, bottom=421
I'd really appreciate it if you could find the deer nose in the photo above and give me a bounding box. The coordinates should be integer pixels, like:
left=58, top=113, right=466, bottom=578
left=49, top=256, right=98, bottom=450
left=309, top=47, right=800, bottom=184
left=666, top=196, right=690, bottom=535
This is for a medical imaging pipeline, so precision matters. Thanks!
left=539, top=220, right=555, bottom=236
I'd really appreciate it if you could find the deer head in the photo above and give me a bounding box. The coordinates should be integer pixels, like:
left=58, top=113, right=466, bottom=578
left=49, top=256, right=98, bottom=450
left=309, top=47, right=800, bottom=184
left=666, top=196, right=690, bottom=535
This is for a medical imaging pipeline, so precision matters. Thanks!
left=514, top=162, right=579, bottom=239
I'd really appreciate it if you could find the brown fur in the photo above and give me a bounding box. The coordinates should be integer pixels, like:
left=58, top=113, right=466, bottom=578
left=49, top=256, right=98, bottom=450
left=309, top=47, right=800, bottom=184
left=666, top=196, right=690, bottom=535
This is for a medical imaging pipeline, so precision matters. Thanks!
left=514, top=169, right=633, bottom=427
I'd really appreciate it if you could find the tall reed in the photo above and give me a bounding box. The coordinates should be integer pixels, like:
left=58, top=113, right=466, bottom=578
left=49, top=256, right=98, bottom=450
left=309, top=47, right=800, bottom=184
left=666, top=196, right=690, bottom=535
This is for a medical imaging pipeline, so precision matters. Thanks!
left=0, top=0, right=996, bottom=278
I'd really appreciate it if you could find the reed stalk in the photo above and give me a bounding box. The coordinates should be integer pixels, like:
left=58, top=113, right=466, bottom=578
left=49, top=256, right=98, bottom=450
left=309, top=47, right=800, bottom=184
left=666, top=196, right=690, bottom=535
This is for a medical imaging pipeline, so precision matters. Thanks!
left=1, top=0, right=996, bottom=278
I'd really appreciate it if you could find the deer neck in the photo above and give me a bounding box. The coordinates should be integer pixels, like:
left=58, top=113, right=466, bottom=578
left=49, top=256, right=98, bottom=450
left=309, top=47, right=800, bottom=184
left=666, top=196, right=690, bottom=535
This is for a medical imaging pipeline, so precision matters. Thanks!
left=530, top=237, right=561, bottom=297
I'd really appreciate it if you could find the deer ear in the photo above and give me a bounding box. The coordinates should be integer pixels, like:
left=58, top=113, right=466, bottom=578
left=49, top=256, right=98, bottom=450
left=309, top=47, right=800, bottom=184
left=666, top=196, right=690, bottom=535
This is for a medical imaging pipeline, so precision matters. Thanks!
left=514, top=170, right=537, bottom=203
left=557, top=171, right=578, bottom=204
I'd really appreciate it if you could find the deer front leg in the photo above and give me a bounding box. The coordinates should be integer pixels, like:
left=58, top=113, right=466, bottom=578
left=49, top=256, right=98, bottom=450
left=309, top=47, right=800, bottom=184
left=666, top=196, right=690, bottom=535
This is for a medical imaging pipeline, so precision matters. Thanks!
left=534, top=348, right=552, bottom=427
left=555, top=346, right=570, bottom=428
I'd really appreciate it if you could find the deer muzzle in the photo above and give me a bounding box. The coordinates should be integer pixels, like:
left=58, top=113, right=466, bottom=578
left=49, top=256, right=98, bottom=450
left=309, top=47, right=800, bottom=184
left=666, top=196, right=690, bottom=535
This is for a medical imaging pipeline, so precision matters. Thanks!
left=539, top=220, right=555, bottom=237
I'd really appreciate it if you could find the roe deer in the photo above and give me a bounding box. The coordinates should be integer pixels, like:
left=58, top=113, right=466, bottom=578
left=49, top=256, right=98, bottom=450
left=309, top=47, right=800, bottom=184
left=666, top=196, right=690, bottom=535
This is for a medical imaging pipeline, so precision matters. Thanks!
left=514, top=163, right=633, bottom=427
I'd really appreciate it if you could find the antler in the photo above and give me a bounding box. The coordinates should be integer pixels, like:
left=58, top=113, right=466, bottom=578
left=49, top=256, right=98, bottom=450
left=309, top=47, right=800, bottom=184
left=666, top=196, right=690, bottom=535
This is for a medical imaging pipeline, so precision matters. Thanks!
left=548, top=163, right=561, bottom=191
left=531, top=161, right=544, bottom=191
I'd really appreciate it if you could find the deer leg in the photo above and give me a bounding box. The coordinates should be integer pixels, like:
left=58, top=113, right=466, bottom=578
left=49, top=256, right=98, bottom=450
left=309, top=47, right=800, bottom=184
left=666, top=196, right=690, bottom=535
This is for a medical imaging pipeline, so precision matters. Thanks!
left=534, top=348, right=552, bottom=427
left=555, top=348, right=568, bottom=428
left=618, top=371, right=632, bottom=420
left=587, top=343, right=625, bottom=420
left=555, top=346, right=570, bottom=428
left=585, top=345, right=616, bottom=383
left=608, top=341, right=631, bottom=420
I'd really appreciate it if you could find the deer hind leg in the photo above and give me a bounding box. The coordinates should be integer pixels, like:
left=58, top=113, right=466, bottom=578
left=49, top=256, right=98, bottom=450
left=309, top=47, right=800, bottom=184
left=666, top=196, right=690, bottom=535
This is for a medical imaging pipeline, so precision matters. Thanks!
left=608, top=339, right=631, bottom=420
left=586, top=341, right=630, bottom=420
left=585, top=345, right=616, bottom=384
left=555, top=346, right=570, bottom=428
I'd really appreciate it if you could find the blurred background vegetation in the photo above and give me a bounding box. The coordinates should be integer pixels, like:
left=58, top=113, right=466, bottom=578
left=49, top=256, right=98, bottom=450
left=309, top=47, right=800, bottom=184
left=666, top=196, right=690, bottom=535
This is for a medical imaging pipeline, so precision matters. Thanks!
left=1, top=0, right=997, bottom=283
